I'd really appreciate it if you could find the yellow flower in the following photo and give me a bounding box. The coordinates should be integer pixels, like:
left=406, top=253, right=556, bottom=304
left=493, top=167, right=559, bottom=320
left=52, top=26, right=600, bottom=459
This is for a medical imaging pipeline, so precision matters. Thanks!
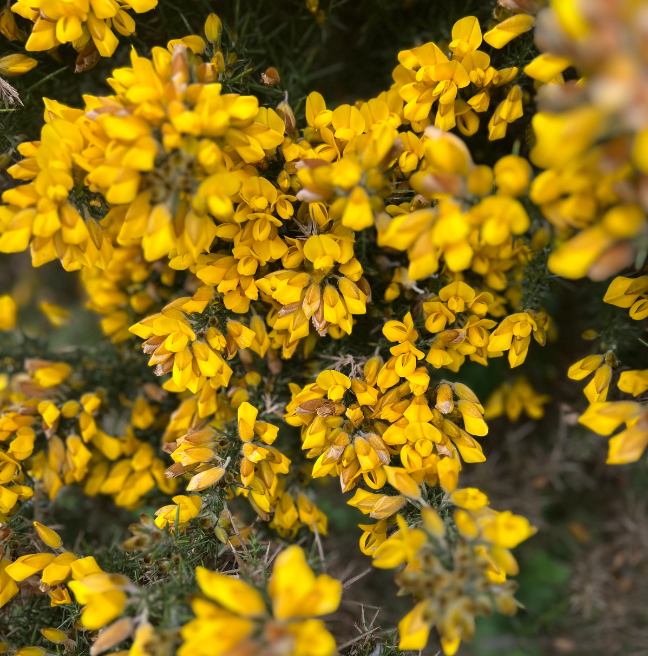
left=181, top=546, right=340, bottom=656
left=483, top=14, right=534, bottom=48
left=154, top=494, right=202, bottom=532
left=603, top=276, right=648, bottom=320
left=618, top=370, right=648, bottom=397
left=39, top=302, right=70, bottom=327
left=315, top=370, right=350, bottom=401
left=493, top=155, right=531, bottom=197
left=347, top=489, right=406, bottom=519
left=0, top=558, right=19, bottom=609
left=568, top=353, right=616, bottom=403
left=481, top=510, right=537, bottom=549
left=372, top=515, right=426, bottom=569
left=488, top=86, right=524, bottom=140
left=6, top=553, right=55, bottom=581
left=449, top=16, right=482, bottom=61
left=68, top=571, right=131, bottom=630
left=579, top=402, right=648, bottom=465
left=398, top=601, right=433, bottom=650
left=0, top=296, right=17, bottom=330
left=451, top=487, right=489, bottom=510
left=196, top=567, right=267, bottom=617
left=269, top=546, right=341, bottom=619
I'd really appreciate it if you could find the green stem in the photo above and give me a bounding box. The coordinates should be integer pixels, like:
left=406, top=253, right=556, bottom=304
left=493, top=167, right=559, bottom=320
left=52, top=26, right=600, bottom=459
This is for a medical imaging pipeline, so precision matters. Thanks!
left=24, top=67, right=67, bottom=93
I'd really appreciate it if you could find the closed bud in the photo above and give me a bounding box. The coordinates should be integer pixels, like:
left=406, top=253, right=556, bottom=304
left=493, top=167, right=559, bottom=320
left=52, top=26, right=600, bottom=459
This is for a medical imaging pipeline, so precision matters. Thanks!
left=363, top=356, right=382, bottom=387
left=277, top=170, right=291, bottom=191
left=0, top=54, right=37, bottom=77
left=40, top=628, right=68, bottom=645
left=370, top=495, right=407, bottom=519
left=121, top=535, right=149, bottom=551
left=422, top=507, right=446, bottom=537
left=435, top=383, right=454, bottom=414
left=215, top=526, right=228, bottom=543
left=0, top=6, right=22, bottom=42
left=494, top=593, right=518, bottom=616
left=212, top=50, right=225, bottom=73
left=384, top=465, right=421, bottom=500
left=187, top=466, right=225, bottom=491
left=33, top=521, right=62, bottom=549
left=277, top=100, right=296, bottom=135
left=204, top=13, right=221, bottom=43
left=302, top=283, right=321, bottom=319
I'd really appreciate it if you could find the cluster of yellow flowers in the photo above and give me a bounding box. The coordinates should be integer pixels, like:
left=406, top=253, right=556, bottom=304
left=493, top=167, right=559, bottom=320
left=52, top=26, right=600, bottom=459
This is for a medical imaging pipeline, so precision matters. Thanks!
left=391, top=15, right=533, bottom=137
left=484, top=375, right=550, bottom=422
left=11, top=3, right=638, bottom=654
left=524, top=0, right=648, bottom=281
left=10, top=0, right=157, bottom=58
left=373, top=489, right=535, bottom=655
left=1, top=521, right=131, bottom=625
left=0, top=356, right=175, bottom=520
left=81, top=242, right=181, bottom=343
left=286, top=313, right=487, bottom=498
left=566, top=273, right=648, bottom=465
left=180, top=545, right=341, bottom=656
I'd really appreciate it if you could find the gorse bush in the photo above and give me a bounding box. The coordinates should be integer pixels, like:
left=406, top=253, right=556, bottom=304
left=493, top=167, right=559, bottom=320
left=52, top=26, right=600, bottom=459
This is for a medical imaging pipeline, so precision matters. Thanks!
left=0, top=0, right=647, bottom=655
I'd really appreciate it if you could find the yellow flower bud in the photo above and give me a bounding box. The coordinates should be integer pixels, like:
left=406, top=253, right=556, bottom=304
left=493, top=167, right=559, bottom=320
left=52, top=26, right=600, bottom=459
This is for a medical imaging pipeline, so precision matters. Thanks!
left=204, top=13, right=221, bottom=43
left=384, top=466, right=421, bottom=500
left=0, top=54, right=37, bottom=76
left=33, top=521, right=62, bottom=549
left=186, top=466, right=225, bottom=492
left=0, top=296, right=17, bottom=330
left=451, top=488, right=489, bottom=510
left=437, top=457, right=460, bottom=493
left=40, top=628, right=68, bottom=644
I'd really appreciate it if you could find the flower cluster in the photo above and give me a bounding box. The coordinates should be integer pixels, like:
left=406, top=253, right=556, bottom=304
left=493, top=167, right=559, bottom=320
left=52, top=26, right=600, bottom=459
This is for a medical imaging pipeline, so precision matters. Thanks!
left=484, top=376, right=550, bottom=422
left=524, top=0, right=648, bottom=281
left=391, top=16, right=533, bottom=137
left=11, top=0, right=157, bottom=58
left=0, top=356, right=175, bottom=517
left=1, top=7, right=599, bottom=655
left=422, top=281, right=549, bottom=371
left=1, top=521, right=131, bottom=627
left=373, top=488, right=536, bottom=655
left=179, top=545, right=342, bottom=656
left=286, top=316, right=488, bottom=498
left=568, top=273, right=648, bottom=466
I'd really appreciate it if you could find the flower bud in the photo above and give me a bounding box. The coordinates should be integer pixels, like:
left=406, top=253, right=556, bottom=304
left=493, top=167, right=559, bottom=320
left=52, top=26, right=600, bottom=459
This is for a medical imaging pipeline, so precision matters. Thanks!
left=33, top=522, right=62, bottom=549
left=204, top=13, right=221, bottom=43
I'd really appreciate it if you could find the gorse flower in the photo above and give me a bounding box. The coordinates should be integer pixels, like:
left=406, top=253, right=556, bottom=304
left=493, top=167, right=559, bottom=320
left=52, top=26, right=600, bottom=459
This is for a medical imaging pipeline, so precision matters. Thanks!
left=4, top=5, right=635, bottom=655
left=11, top=0, right=158, bottom=58
left=524, top=0, right=648, bottom=281
left=483, top=376, right=550, bottom=422
left=179, top=545, right=341, bottom=656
